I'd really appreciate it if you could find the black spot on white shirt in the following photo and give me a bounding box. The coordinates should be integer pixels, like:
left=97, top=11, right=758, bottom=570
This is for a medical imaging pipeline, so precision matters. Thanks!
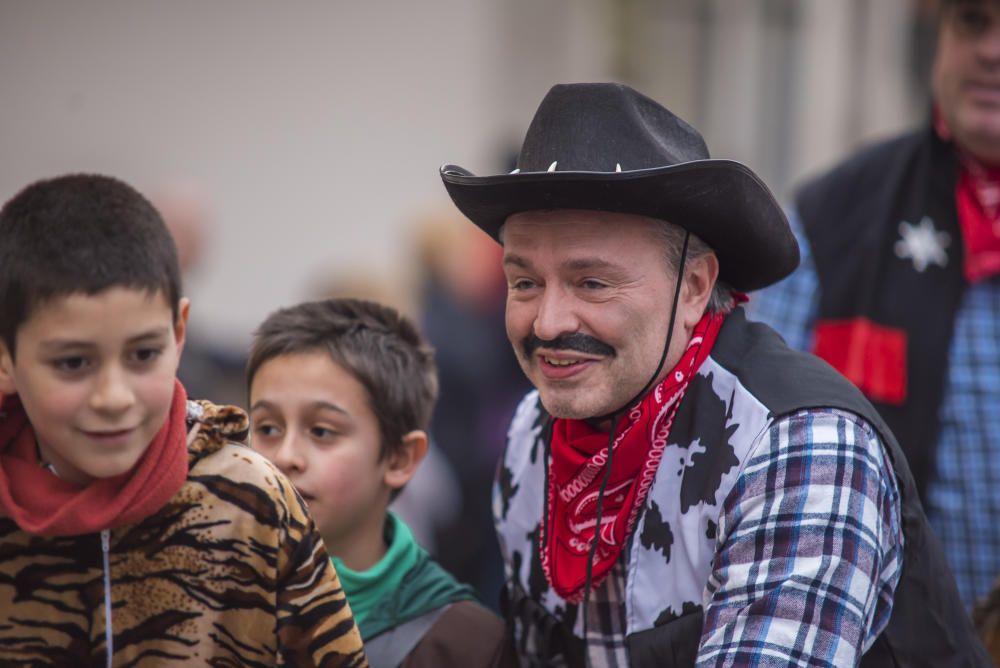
left=639, top=500, right=673, bottom=561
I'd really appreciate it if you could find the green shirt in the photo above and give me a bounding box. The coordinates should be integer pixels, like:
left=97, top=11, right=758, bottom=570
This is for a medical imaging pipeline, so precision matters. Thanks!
left=332, top=512, right=476, bottom=640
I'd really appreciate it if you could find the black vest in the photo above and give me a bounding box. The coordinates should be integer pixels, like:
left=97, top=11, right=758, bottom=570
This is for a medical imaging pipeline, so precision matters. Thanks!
left=502, top=311, right=989, bottom=667
left=797, top=128, right=964, bottom=501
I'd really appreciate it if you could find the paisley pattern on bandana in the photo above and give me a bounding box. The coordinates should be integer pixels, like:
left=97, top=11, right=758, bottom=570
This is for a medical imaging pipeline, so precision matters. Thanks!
left=542, top=312, right=726, bottom=602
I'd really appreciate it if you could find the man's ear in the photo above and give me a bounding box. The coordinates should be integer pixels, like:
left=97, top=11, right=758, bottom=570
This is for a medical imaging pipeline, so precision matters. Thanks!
left=174, top=297, right=191, bottom=355
left=384, top=430, right=429, bottom=491
left=681, top=253, right=719, bottom=329
left=0, top=340, right=16, bottom=396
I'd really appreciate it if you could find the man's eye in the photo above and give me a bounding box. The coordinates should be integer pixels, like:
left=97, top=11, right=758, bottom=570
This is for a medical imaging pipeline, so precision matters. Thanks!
left=955, top=7, right=991, bottom=35
left=581, top=279, right=608, bottom=290
left=510, top=279, right=536, bottom=291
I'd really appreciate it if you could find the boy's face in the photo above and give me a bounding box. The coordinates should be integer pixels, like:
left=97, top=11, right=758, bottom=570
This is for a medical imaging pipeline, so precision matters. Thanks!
left=0, top=287, right=188, bottom=487
left=249, top=350, right=392, bottom=556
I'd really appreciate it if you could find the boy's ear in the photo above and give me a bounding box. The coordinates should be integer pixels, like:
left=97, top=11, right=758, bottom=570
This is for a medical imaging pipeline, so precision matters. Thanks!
left=174, top=298, right=191, bottom=354
left=0, top=340, right=15, bottom=396
left=383, top=430, right=429, bottom=491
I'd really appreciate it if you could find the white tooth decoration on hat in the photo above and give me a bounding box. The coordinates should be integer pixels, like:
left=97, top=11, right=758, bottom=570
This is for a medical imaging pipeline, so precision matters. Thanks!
left=509, top=168, right=520, bottom=174
left=547, top=161, right=558, bottom=172
left=616, top=163, right=622, bottom=172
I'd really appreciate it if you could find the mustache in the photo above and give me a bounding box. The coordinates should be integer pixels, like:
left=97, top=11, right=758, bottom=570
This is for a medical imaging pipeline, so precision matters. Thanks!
left=522, top=332, right=616, bottom=358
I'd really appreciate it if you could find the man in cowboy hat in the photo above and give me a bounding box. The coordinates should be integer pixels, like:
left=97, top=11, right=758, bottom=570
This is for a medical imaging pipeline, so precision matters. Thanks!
left=440, top=83, right=988, bottom=667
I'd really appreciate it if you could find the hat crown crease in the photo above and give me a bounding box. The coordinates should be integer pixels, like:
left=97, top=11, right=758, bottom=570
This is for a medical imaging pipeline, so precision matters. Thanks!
left=515, top=83, right=709, bottom=173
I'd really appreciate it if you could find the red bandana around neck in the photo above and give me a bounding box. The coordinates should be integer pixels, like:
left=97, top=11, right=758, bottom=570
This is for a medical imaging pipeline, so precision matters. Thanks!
left=935, top=109, right=1000, bottom=283
left=0, top=380, right=190, bottom=536
left=542, top=311, right=726, bottom=602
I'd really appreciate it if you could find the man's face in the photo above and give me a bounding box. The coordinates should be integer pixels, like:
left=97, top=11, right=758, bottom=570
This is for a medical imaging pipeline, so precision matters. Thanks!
left=502, top=210, right=708, bottom=420
left=0, top=288, right=187, bottom=487
left=933, top=0, right=1000, bottom=162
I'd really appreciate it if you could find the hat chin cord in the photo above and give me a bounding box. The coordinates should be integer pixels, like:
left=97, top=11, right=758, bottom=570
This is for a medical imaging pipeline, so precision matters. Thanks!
left=577, top=230, right=690, bottom=664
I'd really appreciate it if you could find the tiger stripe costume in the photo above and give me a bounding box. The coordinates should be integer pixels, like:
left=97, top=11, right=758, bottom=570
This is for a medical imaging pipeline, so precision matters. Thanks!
left=0, top=399, right=367, bottom=667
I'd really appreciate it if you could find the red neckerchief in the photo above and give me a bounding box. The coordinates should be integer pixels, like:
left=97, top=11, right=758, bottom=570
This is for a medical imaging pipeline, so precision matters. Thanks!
left=935, top=109, right=1000, bottom=283
left=0, top=380, right=189, bottom=536
left=542, top=311, right=726, bottom=602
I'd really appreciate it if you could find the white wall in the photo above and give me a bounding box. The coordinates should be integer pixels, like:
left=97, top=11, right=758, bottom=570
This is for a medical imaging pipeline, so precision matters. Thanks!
left=0, top=0, right=502, bottom=345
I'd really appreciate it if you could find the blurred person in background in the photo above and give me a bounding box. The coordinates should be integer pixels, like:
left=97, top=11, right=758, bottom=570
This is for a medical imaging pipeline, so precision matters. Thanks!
left=751, top=0, right=1000, bottom=609
left=440, top=82, right=987, bottom=667
left=414, top=212, right=530, bottom=610
left=152, top=184, right=247, bottom=407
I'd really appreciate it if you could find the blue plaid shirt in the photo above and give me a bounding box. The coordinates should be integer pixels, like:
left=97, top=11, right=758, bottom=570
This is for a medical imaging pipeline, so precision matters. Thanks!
left=749, top=209, right=1000, bottom=607
left=581, top=407, right=903, bottom=667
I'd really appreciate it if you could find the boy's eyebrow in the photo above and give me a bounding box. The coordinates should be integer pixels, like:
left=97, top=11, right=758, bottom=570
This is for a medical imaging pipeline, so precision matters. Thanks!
left=126, top=326, right=172, bottom=343
left=38, top=326, right=171, bottom=352
left=250, top=399, right=280, bottom=413
left=38, top=339, right=97, bottom=352
left=250, top=399, right=350, bottom=416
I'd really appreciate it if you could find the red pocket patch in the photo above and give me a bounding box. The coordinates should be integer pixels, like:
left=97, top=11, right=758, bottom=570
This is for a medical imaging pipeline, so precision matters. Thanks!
left=812, top=318, right=907, bottom=405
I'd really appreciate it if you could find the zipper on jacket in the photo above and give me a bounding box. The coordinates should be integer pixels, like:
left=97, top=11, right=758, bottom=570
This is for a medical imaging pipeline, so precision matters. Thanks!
left=101, top=529, right=113, bottom=667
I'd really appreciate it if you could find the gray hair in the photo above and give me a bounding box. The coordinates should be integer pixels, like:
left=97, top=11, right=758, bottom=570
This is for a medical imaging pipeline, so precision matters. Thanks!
left=650, top=219, right=735, bottom=314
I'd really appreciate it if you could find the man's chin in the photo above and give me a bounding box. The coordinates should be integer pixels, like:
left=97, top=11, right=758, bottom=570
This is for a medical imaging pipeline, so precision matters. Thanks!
left=538, top=390, right=610, bottom=421
left=955, top=116, right=1000, bottom=162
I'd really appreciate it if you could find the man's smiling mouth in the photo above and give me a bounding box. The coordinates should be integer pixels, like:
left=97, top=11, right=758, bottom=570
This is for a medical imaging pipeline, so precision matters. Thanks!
left=543, top=357, right=586, bottom=367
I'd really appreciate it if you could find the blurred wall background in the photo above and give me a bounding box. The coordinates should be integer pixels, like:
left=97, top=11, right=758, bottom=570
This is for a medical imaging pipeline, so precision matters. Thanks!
left=0, top=0, right=933, bottom=349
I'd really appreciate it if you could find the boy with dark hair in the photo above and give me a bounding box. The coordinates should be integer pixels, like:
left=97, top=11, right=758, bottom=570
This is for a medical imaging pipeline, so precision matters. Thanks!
left=0, top=174, right=366, bottom=666
left=247, top=298, right=510, bottom=668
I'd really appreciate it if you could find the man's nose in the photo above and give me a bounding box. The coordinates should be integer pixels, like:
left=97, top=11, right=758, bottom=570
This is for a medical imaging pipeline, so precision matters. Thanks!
left=89, top=366, right=135, bottom=415
left=533, top=286, right=579, bottom=343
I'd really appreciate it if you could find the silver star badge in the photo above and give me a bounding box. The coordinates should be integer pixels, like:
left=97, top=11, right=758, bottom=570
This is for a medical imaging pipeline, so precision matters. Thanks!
left=894, top=217, right=950, bottom=272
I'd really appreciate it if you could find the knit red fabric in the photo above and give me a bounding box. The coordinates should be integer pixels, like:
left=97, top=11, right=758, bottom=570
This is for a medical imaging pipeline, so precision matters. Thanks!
left=0, top=380, right=189, bottom=536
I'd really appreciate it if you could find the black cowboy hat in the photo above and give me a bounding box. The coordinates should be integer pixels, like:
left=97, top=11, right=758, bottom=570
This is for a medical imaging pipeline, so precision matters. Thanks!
left=439, top=82, right=798, bottom=292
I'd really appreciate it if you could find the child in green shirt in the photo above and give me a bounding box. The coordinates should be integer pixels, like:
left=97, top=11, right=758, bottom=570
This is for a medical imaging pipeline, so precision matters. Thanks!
left=247, top=298, right=511, bottom=667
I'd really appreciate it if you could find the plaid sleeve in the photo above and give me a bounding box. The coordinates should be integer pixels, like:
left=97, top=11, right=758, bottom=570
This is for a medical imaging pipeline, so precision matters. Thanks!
left=745, top=208, right=818, bottom=352
left=696, top=409, right=903, bottom=667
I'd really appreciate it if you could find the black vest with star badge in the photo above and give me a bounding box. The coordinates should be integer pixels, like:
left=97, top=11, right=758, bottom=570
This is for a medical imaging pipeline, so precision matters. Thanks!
left=798, top=126, right=965, bottom=502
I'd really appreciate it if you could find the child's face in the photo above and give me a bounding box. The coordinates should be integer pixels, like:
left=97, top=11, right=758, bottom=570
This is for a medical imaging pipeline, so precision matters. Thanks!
left=0, top=287, right=188, bottom=486
left=249, top=350, right=391, bottom=555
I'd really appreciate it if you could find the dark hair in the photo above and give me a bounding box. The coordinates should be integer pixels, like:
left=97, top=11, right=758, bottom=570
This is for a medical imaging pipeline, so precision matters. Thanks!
left=0, top=174, right=182, bottom=355
left=247, top=298, right=439, bottom=460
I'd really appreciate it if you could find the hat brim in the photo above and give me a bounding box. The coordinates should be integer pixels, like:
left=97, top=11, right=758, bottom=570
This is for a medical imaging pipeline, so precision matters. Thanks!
left=440, top=159, right=798, bottom=292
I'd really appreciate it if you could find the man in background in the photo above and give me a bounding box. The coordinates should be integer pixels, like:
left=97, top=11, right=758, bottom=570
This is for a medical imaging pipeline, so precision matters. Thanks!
left=751, top=0, right=1000, bottom=607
